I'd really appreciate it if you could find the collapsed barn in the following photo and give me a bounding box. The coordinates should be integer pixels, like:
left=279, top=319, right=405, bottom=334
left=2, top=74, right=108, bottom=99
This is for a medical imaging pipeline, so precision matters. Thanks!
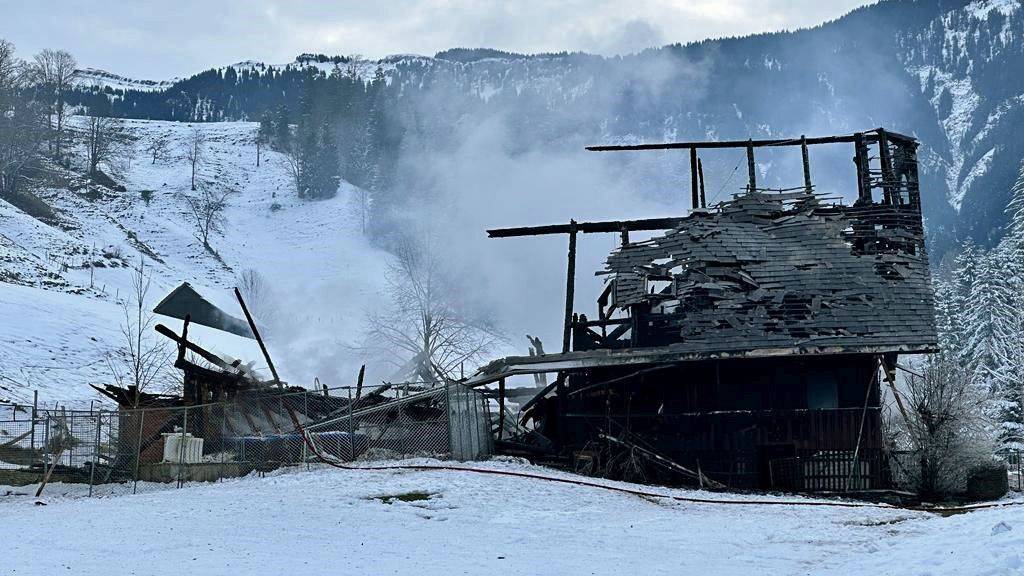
left=469, top=129, right=937, bottom=492
left=90, top=283, right=490, bottom=484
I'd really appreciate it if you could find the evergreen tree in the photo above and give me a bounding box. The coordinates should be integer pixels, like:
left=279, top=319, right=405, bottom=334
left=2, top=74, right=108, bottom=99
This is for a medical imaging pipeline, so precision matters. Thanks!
left=274, top=105, right=291, bottom=150
left=990, top=163, right=1024, bottom=448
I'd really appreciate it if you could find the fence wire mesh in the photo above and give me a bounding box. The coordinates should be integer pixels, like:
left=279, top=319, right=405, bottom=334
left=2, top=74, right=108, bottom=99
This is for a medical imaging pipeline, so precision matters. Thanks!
left=0, top=383, right=492, bottom=497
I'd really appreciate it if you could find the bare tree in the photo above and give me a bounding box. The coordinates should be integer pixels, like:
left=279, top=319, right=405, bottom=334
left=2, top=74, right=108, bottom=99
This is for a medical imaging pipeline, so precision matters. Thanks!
left=83, top=114, right=126, bottom=177
left=890, top=355, right=996, bottom=499
left=0, top=39, right=47, bottom=198
left=283, top=141, right=303, bottom=196
left=31, top=49, right=78, bottom=165
left=182, top=184, right=233, bottom=254
left=146, top=133, right=171, bottom=164
left=105, top=258, right=173, bottom=407
left=351, top=185, right=370, bottom=234
left=183, top=127, right=206, bottom=191
left=365, top=235, right=499, bottom=384
left=0, top=39, right=21, bottom=89
left=237, top=267, right=277, bottom=327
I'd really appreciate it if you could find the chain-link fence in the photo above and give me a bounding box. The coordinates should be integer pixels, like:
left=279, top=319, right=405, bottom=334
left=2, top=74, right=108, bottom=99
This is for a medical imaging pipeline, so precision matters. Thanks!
left=0, top=383, right=492, bottom=497
left=997, top=449, right=1023, bottom=492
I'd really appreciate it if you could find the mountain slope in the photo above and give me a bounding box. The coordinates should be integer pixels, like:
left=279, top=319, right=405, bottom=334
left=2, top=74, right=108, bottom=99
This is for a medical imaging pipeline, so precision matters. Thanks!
left=0, top=117, right=390, bottom=406
left=70, top=0, right=1024, bottom=259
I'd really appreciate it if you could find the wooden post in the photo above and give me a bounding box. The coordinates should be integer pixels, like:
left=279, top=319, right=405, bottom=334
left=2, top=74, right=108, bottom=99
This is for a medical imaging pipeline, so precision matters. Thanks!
left=355, top=364, right=365, bottom=403
left=562, top=221, right=578, bottom=354
left=801, top=136, right=812, bottom=193
left=178, top=314, right=190, bottom=364
left=689, top=147, right=699, bottom=210
left=877, top=129, right=895, bottom=205
left=234, top=287, right=281, bottom=387
left=698, top=158, right=706, bottom=208
left=746, top=141, right=756, bottom=193
left=854, top=132, right=871, bottom=204
left=498, top=378, right=506, bottom=440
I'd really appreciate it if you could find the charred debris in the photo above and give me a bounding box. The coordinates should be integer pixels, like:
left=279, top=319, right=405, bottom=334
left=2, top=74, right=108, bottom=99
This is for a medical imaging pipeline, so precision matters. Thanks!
left=93, top=283, right=458, bottom=469
left=471, top=129, right=937, bottom=493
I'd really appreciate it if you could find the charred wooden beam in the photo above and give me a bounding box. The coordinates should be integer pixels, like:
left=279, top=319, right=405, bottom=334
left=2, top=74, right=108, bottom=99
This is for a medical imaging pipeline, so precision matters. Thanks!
left=563, top=221, right=578, bottom=353
left=488, top=216, right=688, bottom=238
left=877, top=129, right=896, bottom=205
left=585, top=129, right=915, bottom=152
left=746, top=140, right=757, bottom=192
left=689, top=147, right=699, bottom=210
left=801, top=136, right=812, bottom=193
left=698, top=158, right=706, bottom=208
left=498, top=377, right=506, bottom=440
left=155, top=323, right=239, bottom=374
left=234, top=287, right=282, bottom=387
left=854, top=132, right=871, bottom=204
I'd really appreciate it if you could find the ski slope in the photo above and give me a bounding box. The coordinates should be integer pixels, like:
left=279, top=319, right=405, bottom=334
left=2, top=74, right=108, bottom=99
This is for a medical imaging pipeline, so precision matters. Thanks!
left=0, top=117, right=390, bottom=407
left=0, top=459, right=1021, bottom=575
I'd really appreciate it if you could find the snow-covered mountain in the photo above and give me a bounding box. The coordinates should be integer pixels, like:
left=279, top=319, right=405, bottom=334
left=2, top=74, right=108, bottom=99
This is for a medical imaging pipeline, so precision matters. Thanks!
left=75, top=68, right=174, bottom=93
left=69, top=0, right=1024, bottom=258
left=0, top=117, right=390, bottom=406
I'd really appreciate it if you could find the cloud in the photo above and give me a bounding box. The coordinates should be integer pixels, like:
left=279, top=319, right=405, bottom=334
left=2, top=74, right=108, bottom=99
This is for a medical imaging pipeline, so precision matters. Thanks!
left=0, top=0, right=873, bottom=78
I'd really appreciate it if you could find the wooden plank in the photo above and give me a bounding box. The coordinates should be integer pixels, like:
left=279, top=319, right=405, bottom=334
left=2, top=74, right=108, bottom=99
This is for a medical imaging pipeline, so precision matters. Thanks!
left=563, top=223, right=578, bottom=353
left=584, top=129, right=916, bottom=152
left=234, top=287, right=281, bottom=387
left=488, top=216, right=688, bottom=238
left=690, top=147, right=699, bottom=209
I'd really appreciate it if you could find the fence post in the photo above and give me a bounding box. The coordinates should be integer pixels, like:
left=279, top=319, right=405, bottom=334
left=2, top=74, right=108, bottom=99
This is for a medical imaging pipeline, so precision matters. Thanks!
left=68, top=410, right=74, bottom=468
left=88, top=412, right=101, bottom=497
left=133, top=410, right=145, bottom=495
left=348, top=389, right=355, bottom=460
left=445, top=383, right=452, bottom=457
left=220, top=402, right=227, bottom=482
left=41, top=413, right=50, bottom=480
left=177, top=407, right=188, bottom=489
left=30, top=390, right=37, bottom=457
left=303, top=392, right=309, bottom=470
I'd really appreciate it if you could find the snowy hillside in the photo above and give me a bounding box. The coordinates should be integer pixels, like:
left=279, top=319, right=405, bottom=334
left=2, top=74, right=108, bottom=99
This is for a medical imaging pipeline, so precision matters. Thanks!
left=0, top=117, right=390, bottom=407
left=75, top=68, right=174, bottom=92
left=2, top=459, right=1022, bottom=575
left=900, top=0, right=1024, bottom=216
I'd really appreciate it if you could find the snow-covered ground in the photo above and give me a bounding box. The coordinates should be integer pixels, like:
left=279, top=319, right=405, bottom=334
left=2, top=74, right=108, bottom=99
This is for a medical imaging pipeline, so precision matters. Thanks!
left=0, top=117, right=391, bottom=407
left=0, top=459, right=1021, bottom=575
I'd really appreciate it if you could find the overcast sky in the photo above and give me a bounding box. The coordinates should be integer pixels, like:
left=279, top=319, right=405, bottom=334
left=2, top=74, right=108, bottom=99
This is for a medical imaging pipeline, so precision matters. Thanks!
left=0, top=0, right=874, bottom=79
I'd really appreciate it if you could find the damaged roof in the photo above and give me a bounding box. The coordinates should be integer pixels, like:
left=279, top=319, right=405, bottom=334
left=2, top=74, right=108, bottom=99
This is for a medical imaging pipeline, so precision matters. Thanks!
left=604, top=190, right=936, bottom=356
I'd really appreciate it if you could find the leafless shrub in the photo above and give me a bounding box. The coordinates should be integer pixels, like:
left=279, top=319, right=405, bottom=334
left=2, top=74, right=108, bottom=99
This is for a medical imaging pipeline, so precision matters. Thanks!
left=890, top=355, right=996, bottom=499
left=181, top=184, right=234, bottom=255
left=146, top=133, right=171, bottom=165
left=104, top=259, right=174, bottom=407
left=365, top=234, right=499, bottom=384
left=183, top=127, right=206, bottom=191
left=237, top=268, right=277, bottom=328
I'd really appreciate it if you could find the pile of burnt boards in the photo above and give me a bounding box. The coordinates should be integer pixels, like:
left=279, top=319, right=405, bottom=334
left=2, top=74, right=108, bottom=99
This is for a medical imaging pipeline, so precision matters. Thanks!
left=469, top=129, right=938, bottom=492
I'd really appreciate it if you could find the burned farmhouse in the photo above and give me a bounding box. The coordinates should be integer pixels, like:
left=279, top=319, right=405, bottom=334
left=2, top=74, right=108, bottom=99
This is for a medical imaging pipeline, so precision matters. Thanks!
left=89, top=283, right=490, bottom=484
left=471, top=129, right=937, bottom=492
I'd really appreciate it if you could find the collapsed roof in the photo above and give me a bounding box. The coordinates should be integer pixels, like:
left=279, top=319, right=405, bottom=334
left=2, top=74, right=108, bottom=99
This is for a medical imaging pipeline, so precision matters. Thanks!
left=603, top=189, right=936, bottom=355
left=470, top=129, right=938, bottom=386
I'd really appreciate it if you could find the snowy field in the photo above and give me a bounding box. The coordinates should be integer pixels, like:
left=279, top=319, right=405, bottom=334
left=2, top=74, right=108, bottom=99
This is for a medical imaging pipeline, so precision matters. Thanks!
left=1, top=459, right=1022, bottom=576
